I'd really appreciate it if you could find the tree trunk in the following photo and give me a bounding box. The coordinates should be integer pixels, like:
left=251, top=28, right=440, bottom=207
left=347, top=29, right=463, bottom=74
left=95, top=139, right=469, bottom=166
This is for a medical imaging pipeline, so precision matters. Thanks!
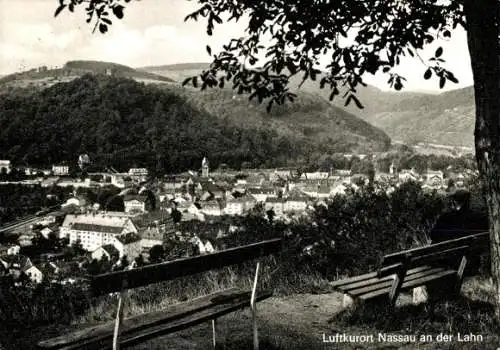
left=464, top=0, right=500, bottom=319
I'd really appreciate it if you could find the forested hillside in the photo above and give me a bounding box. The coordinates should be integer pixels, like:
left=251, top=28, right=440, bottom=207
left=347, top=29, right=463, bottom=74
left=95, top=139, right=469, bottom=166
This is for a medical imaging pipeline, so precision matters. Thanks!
left=0, top=75, right=389, bottom=173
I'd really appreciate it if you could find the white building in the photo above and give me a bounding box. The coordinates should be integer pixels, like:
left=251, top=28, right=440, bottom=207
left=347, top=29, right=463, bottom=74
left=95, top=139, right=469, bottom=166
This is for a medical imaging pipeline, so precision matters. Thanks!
left=300, top=172, right=329, bottom=180
left=124, top=195, right=148, bottom=214
left=52, top=164, right=70, bottom=176
left=284, top=196, right=309, bottom=212
left=60, top=213, right=138, bottom=251
left=224, top=196, right=256, bottom=216
left=24, top=265, right=44, bottom=284
left=128, top=168, right=149, bottom=182
left=247, top=187, right=277, bottom=203
left=113, top=233, right=142, bottom=260
left=91, top=244, right=120, bottom=261
left=0, top=160, right=11, bottom=174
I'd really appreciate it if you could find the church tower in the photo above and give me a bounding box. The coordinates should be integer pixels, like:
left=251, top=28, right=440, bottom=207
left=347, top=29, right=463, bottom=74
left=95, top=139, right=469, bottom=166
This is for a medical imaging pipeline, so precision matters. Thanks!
left=389, top=161, right=396, bottom=175
left=201, top=157, right=209, bottom=178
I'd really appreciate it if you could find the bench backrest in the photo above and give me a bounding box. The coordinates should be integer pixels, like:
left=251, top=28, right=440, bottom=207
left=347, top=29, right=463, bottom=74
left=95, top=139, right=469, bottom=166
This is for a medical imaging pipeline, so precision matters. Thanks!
left=378, top=231, right=489, bottom=277
left=90, top=238, right=283, bottom=296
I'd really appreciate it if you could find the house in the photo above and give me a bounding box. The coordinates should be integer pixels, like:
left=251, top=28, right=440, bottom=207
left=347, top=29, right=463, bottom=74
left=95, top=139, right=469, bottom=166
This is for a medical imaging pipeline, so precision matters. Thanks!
left=200, top=200, right=223, bottom=216
left=138, top=224, right=165, bottom=250
left=198, top=182, right=225, bottom=200
left=0, top=244, right=20, bottom=256
left=300, top=172, right=329, bottom=180
left=224, top=195, right=256, bottom=216
left=52, top=164, right=70, bottom=176
left=60, top=213, right=138, bottom=251
left=398, top=169, right=420, bottom=182
left=269, top=170, right=292, bottom=182
left=24, top=265, right=44, bottom=284
left=62, top=196, right=87, bottom=209
left=113, top=232, right=142, bottom=260
left=425, top=170, right=445, bottom=187
left=317, top=184, right=332, bottom=199
left=0, top=254, right=33, bottom=279
left=0, top=160, right=12, bottom=174
left=24, top=262, right=60, bottom=284
left=264, top=198, right=285, bottom=216
left=91, top=244, right=120, bottom=262
left=128, top=168, right=149, bottom=182
left=284, top=196, right=309, bottom=213
left=247, top=187, right=277, bottom=202
left=78, top=154, right=90, bottom=169
left=123, top=194, right=150, bottom=214
left=40, top=226, right=57, bottom=239
left=18, top=233, right=34, bottom=247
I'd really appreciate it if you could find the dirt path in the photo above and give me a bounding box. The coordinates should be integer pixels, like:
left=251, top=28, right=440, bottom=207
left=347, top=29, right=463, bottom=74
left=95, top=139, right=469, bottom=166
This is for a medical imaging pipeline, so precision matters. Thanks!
left=135, top=289, right=499, bottom=350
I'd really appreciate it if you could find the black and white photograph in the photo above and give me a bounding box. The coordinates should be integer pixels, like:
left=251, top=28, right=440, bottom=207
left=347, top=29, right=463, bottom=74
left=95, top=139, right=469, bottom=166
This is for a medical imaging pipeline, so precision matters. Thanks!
left=0, top=0, right=499, bottom=349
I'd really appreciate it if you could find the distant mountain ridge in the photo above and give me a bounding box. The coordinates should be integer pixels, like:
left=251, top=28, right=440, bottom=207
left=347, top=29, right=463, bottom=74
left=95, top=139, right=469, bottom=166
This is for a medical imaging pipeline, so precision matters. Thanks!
left=0, top=60, right=175, bottom=91
left=138, top=62, right=475, bottom=148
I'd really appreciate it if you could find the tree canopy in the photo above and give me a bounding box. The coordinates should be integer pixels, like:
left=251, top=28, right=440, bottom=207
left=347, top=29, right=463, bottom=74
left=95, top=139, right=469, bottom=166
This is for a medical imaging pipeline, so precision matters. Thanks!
left=55, top=0, right=462, bottom=111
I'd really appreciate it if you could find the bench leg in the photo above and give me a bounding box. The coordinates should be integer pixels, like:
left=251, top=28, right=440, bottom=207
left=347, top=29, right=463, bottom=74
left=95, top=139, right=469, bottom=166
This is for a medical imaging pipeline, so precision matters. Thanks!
left=251, top=261, right=261, bottom=350
left=343, top=294, right=355, bottom=308
left=212, top=318, right=217, bottom=348
left=412, top=286, right=429, bottom=305
left=455, top=255, right=468, bottom=295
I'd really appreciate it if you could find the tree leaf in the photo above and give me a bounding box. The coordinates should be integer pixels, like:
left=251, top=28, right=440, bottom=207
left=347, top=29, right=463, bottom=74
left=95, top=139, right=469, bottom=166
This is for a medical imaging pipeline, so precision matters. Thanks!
left=344, top=95, right=353, bottom=107
left=350, top=94, right=364, bottom=109
left=424, top=68, right=432, bottom=80
left=435, top=47, right=443, bottom=58
left=112, top=5, right=124, bottom=20
left=206, top=45, right=212, bottom=56
left=447, top=72, right=459, bottom=84
left=99, top=23, right=108, bottom=34
left=439, top=76, right=446, bottom=89
left=54, top=4, right=66, bottom=17
left=182, top=77, right=191, bottom=86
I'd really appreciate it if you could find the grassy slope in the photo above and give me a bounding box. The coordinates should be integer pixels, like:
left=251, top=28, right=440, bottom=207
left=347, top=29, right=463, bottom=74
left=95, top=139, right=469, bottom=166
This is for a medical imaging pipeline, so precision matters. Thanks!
left=141, top=63, right=475, bottom=148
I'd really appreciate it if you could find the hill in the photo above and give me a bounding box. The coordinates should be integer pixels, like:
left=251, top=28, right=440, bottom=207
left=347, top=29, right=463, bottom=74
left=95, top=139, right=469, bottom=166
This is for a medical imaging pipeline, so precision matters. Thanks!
left=139, top=63, right=475, bottom=148
left=0, top=75, right=390, bottom=172
left=0, top=60, right=175, bottom=91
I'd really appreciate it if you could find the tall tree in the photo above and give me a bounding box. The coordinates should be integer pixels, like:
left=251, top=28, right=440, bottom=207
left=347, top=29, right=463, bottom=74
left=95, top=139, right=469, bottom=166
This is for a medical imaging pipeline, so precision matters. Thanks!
left=55, top=0, right=500, bottom=318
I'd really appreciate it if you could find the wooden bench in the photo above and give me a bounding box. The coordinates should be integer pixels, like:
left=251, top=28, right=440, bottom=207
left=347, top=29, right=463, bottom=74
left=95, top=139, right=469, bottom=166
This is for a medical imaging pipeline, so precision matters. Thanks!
left=331, top=231, right=489, bottom=308
left=37, top=238, right=283, bottom=350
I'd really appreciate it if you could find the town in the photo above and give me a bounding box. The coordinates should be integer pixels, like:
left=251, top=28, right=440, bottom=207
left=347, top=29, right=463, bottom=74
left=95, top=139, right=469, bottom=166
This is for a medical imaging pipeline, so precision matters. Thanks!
left=0, top=151, right=477, bottom=287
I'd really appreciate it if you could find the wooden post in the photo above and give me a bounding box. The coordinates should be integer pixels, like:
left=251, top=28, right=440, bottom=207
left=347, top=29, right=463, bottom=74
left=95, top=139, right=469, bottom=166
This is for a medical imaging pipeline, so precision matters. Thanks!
left=455, top=254, right=468, bottom=295
left=250, top=261, right=261, bottom=350
left=212, top=318, right=217, bottom=348
left=112, top=261, right=135, bottom=350
left=112, top=283, right=127, bottom=350
left=388, top=257, right=409, bottom=307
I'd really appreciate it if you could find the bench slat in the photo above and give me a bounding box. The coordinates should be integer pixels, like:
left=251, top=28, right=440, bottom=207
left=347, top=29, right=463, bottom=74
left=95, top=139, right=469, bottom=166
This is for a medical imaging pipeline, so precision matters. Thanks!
left=336, top=266, right=434, bottom=292
left=381, top=232, right=488, bottom=267
left=347, top=267, right=449, bottom=297
left=329, top=271, right=378, bottom=288
left=38, top=288, right=272, bottom=350
left=409, top=245, right=469, bottom=266
left=91, top=238, right=282, bottom=296
left=359, top=269, right=457, bottom=301
left=121, top=291, right=272, bottom=349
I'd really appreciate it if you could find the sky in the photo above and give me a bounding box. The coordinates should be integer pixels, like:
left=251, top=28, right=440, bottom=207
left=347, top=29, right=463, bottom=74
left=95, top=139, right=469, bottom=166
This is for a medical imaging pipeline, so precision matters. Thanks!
left=0, top=0, right=474, bottom=92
